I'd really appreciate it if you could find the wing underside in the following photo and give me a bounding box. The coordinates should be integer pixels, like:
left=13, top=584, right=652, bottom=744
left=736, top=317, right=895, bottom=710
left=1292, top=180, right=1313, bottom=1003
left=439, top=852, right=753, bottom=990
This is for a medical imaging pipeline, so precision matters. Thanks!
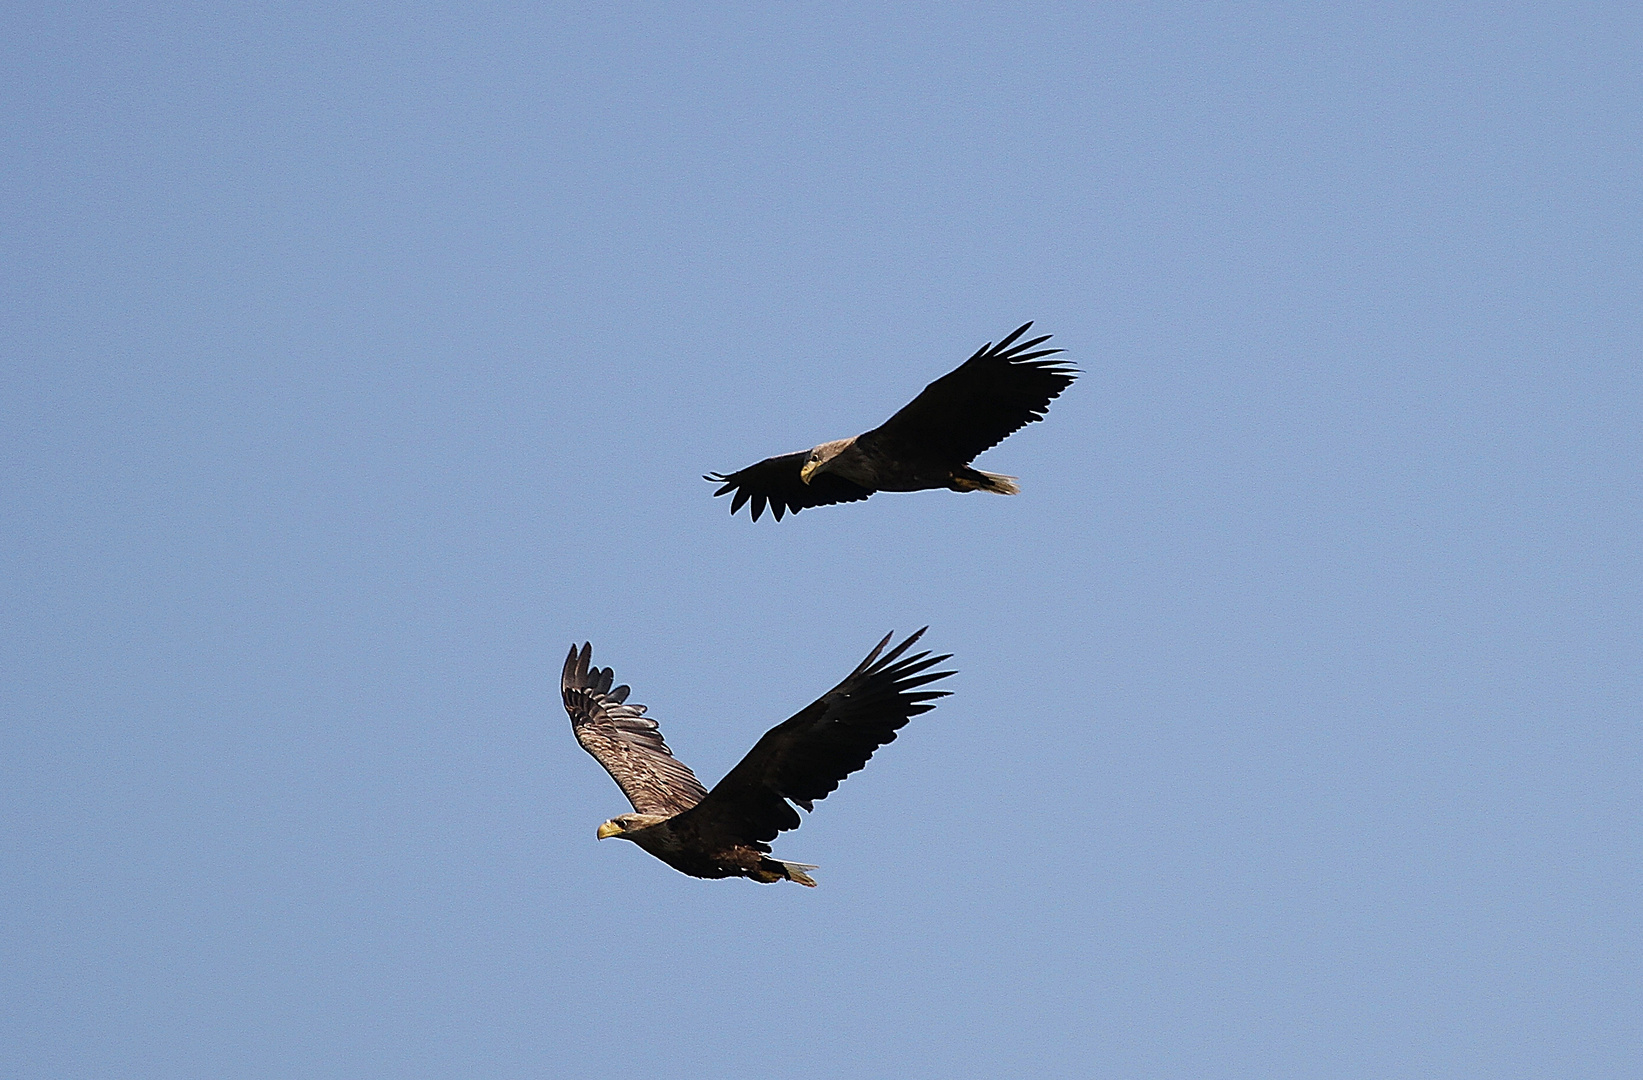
left=705, top=452, right=874, bottom=521
left=864, top=322, right=1078, bottom=465
left=670, top=629, right=955, bottom=848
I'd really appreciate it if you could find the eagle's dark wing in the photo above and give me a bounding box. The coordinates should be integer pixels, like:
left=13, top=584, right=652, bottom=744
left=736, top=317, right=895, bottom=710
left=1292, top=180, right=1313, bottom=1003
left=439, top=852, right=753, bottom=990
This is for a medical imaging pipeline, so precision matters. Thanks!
left=669, top=629, right=954, bottom=847
left=859, top=322, right=1078, bottom=465
left=562, top=643, right=709, bottom=816
left=704, top=452, right=874, bottom=521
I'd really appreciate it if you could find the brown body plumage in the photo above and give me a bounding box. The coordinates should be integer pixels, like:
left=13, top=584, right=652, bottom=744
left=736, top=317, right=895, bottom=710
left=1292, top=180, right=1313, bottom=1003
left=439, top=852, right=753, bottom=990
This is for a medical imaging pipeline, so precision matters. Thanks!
left=562, top=631, right=954, bottom=886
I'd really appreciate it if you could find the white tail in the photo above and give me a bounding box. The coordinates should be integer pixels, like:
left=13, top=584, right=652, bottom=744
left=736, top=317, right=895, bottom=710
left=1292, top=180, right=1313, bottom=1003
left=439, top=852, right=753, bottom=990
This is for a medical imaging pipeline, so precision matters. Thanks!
left=976, top=471, right=1020, bottom=495
left=778, top=861, right=819, bottom=887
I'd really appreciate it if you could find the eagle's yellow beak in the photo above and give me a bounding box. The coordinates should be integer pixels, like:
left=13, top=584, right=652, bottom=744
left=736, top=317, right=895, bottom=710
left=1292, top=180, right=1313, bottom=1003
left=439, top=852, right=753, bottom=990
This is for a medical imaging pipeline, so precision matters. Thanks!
left=798, top=459, right=820, bottom=484
left=596, top=821, right=623, bottom=840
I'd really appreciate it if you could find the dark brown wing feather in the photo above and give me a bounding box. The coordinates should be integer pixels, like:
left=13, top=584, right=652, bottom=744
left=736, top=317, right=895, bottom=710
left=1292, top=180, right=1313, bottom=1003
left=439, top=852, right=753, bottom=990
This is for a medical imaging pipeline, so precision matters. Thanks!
left=669, top=629, right=954, bottom=848
left=860, top=322, right=1078, bottom=465
left=562, top=643, right=709, bottom=816
left=704, top=452, right=874, bottom=521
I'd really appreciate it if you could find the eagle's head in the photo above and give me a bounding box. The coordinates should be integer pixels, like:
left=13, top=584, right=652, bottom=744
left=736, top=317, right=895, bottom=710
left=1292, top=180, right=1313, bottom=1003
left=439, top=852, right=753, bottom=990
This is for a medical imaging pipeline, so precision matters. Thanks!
left=798, top=438, right=856, bottom=484
left=596, top=813, right=669, bottom=840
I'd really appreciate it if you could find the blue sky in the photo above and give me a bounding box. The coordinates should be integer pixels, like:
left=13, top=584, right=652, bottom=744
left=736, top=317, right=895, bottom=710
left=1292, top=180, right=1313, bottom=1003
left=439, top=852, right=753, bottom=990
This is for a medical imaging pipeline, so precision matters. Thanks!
left=3, top=3, right=1639, bottom=1077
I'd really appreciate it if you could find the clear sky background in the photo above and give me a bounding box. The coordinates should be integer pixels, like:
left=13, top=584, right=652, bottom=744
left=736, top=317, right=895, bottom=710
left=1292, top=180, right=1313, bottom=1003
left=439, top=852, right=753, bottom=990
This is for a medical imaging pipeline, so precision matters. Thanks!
left=4, top=4, right=1639, bottom=1078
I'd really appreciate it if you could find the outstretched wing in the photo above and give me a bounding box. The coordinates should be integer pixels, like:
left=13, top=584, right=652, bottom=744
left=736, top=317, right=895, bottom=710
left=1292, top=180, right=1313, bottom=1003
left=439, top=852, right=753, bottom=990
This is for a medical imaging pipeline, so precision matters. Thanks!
left=562, top=643, right=709, bottom=816
left=704, top=452, right=874, bottom=521
left=669, top=629, right=954, bottom=848
left=860, top=322, right=1078, bottom=465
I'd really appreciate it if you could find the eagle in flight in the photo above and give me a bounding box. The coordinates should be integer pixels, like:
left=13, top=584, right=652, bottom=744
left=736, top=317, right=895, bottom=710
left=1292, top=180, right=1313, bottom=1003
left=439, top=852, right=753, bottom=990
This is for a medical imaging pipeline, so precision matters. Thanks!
left=562, top=630, right=953, bottom=886
left=706, top=322, right=1077, bottom=521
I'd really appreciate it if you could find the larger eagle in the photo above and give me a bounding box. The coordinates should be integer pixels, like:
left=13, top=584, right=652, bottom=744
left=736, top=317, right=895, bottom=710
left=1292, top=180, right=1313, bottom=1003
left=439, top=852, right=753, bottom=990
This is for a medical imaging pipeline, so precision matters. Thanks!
left=707, top=322, right=1077, bottom=521
left=562, top=630, right=953, bottom=886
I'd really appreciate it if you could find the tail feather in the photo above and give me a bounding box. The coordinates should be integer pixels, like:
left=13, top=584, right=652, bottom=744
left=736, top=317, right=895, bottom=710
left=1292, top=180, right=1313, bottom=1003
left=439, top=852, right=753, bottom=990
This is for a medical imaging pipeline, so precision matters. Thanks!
left=952, top=468, right=1020, bottom=495
left=777, top=860, right=818, bottom=887
left=976, top=470, right=1020, bottom=495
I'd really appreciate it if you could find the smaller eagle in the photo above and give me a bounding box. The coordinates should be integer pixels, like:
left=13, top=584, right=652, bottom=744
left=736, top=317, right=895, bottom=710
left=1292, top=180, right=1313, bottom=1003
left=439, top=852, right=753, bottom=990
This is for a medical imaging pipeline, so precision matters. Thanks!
left=562, top=630, right=953, bottom=886
left=706, top=322, right=1077, bottom=521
